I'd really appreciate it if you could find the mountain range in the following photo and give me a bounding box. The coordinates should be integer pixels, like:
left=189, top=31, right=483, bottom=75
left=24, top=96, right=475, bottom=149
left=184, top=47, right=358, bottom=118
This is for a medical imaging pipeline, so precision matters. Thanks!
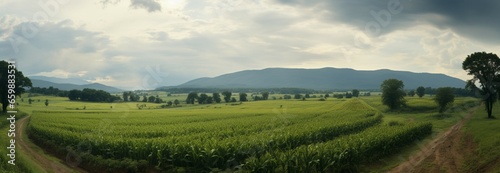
left=175, top=68, right=466, bottom=90
left=28, top=76, right=124, bottom=93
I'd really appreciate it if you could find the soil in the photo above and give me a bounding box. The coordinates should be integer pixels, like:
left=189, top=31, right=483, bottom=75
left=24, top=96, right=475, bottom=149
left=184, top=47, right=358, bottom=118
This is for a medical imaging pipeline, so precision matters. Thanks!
left=389, top=109, right=478, bottom=173
left=17, top=116, right=87, bottom=173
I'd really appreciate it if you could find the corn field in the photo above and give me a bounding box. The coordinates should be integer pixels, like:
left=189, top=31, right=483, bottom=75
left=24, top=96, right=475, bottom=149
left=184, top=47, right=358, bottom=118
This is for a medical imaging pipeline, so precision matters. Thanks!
left=27, top=99, right=432, bottom=172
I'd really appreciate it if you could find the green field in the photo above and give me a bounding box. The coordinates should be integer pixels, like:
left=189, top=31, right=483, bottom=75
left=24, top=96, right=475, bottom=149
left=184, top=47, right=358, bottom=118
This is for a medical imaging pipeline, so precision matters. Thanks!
left=2, top=94, right=480, bottom=172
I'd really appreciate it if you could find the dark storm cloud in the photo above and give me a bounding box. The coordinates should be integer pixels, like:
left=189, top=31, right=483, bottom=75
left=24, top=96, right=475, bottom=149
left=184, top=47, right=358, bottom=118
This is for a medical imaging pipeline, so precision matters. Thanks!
left=275, top=0, right=500, bottom=44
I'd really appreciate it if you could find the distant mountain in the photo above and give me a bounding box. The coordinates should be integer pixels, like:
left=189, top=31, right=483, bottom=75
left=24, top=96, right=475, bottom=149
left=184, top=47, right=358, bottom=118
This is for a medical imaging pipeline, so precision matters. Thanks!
left=175, top=68, right=466, bottom=90
left=30, top=79, right=124, bottom=93
left=28, top=76, right=91, bottom=85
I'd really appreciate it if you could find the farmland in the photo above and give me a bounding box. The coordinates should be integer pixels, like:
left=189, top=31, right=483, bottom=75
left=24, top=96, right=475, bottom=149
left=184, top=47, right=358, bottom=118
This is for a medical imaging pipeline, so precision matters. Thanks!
left=7, top=93, right=479, bottom=172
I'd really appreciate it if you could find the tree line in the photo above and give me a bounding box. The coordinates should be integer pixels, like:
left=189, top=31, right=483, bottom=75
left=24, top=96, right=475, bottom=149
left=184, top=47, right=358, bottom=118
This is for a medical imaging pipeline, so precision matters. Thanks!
left=29, top=86, right=69, bottom=97
left=68, top=88, right=121, bottom=102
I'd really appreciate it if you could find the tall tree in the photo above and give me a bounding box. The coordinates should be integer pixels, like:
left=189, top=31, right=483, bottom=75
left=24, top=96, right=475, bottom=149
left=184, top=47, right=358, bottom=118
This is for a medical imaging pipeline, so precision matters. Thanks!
left=416, top=86, right=425, bottom=98
left=352, top=89, right=360, bottom=97
left=434, top=87, right=455, bottom=113
left=222, top=91, right=232, bottom=103
left=262, top=92, right=269, bottom=100
left=198, top=93, right=208, bottom=104
left=463, top=52, right=500, bottom=118
left=381, top=79, right=406, bottom=110
left=239, top=93, right=248, bottom=102
left=123, top=92, right=129, bottom=102
left=212, top=93, right=221, bottom=103
left=0, top=61, right=32, bottom=113
left=174, top=99, right=180, bottom=106
left=186, top=92, right=198, bottom=104
left=68, top=89, right=82, bottom=101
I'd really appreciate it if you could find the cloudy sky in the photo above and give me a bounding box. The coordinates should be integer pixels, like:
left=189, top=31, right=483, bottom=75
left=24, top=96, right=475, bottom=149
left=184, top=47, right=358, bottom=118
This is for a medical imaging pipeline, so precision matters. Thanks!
left=1, top=0, right=499, bottom=90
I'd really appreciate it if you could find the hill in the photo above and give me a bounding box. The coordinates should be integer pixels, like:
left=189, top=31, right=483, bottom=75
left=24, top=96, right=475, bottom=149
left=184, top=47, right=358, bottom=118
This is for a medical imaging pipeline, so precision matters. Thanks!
left=174, top=67, right=465, bottom=90
left=30, top=79, right=124, bottom=93
left=28, top=76, right=90, bottom=85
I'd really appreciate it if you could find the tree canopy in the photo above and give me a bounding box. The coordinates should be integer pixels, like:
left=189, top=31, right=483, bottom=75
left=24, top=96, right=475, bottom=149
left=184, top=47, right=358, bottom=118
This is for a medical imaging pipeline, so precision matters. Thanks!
left=416, top=86, right=425, bottom=98
left=434, top=87, right=455, bottom=113
left=462, top=52, right=500, bottom=118
left=381, top=79, right=406, bottom=110
left=0, top=61, right=32, bottom=112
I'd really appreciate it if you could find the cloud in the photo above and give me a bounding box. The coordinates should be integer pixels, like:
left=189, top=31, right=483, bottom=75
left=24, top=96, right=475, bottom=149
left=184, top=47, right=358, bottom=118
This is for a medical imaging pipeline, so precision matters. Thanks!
left=274, top=0, right=500, bottom=44
left=130, top=0, right=162, bottom=12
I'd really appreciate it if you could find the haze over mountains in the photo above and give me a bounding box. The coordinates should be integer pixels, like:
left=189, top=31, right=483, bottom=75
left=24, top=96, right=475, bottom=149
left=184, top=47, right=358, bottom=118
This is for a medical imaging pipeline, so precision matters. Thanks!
left=175, top=68, right=466, bottom=90
left=29, top=76, right=124, bottom=93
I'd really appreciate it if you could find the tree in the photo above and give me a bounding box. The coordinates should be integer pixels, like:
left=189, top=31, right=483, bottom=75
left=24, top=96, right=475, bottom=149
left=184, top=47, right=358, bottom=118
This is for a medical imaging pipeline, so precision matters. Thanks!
left=198, top=93, right=208, bottom=104
left=463, top=52, right=500, bottom=118
left=239, top=93, right=248, bottom=102
left=155, top=96, right=163, bottom=103
left=148, top=96, right=156, bottom=103
left=45, top=99, right=49, bottom=106
left=123, top=92, right=129, bottom=102
left=206, top=96, right=214, bottom=104
left=434, top=87, right=455, bottom=113
left=381, top=79, right=406, bottom=110
left=352, top=89, right=360, bottom=97
left=262, top=92, right=269, bottom=100
left=186, top=92, right=198, bottom=104
left=408, top=90, right=416, bottom=97
left=142, top=96, right=147, bottom=102
left=294, top=94, right=302, bottom=99
left=167, top=101, right=173, bottom=107
left=174, top=99, right=180, bottom=106
left=345, top=92, right=352, bottom=98
left=68, top=89, right=82, bottom=101
left=305, top=93, right=310, bottom=98
left=213, top=93, right=222, bottom=103
left=416, top=86, right=425, bottom=98
left=0, top=61, right=32, bottom=113
left=230, top=97, right=237, bottom=102
left=222, top=91, right=232, bottom=103
left=325, top=93, right=330, bottom=98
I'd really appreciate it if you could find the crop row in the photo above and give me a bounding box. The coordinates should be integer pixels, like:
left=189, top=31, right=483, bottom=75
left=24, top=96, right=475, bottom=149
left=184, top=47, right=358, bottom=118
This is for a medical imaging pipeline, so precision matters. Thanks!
left=243, top=122, right=433, bottom=172
left=28, top=115, right=381, bottom=171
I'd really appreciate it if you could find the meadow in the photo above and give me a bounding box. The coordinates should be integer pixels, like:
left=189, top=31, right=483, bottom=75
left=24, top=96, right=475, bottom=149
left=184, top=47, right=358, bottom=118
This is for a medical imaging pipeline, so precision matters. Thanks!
left=3, top=93, right=480, bottom=172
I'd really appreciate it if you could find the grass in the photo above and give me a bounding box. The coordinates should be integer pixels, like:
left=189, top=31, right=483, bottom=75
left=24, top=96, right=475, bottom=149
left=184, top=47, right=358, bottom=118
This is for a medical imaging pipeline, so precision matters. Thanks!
left=463, top=102, right=500, bottom=172
left=359, top=95, right=480, bottom=172
left=0, top=111, right=45, bottom=173
left=12, top=93, right=482, bottom=172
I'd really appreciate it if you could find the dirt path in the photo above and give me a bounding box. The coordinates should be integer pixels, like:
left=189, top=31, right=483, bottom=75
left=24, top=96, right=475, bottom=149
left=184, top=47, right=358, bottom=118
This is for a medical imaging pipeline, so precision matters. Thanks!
left=389, top=108, right=478, bottom=173
left=17, top=116, right=87, bottom=173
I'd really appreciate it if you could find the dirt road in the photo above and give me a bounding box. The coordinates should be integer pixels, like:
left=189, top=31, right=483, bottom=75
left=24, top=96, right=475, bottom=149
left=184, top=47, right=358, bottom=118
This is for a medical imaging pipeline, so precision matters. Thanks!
left=389, top=108, right=478, bottom=173
left=17, top=116, right=86, bottom=173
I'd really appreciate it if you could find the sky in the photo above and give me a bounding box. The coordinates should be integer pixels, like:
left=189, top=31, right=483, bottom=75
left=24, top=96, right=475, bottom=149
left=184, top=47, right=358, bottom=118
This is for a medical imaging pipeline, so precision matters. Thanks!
left=1, top=0, right=499, bottom=90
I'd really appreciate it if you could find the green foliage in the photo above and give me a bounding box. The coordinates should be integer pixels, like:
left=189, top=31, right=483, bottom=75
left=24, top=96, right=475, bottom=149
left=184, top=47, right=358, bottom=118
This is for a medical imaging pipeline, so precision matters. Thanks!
left=186, top=92, right=198, bottom=104
left=462, top=52, right=500, bottom=118
left=239, top=93, right=248, bottom=102
left=0, top=61, right=32, bottom=112
left=212, top=93, right=221, bottom=103
left=69, top=88, right=120, bottom=102
left=26, top=99, right=397, bottom=172
left=416, top=86, right=425, bottom=98
left=434, top=87, right=455, bottom=113
left=381, top=79, right=406, bottom=110
left=262, top=92, right=269, bottom=100
left=408, top=90, right=415, bottom=97
left=221, top=91, right=232, bottom=103
left=352, top=89, right=360, bottom=97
